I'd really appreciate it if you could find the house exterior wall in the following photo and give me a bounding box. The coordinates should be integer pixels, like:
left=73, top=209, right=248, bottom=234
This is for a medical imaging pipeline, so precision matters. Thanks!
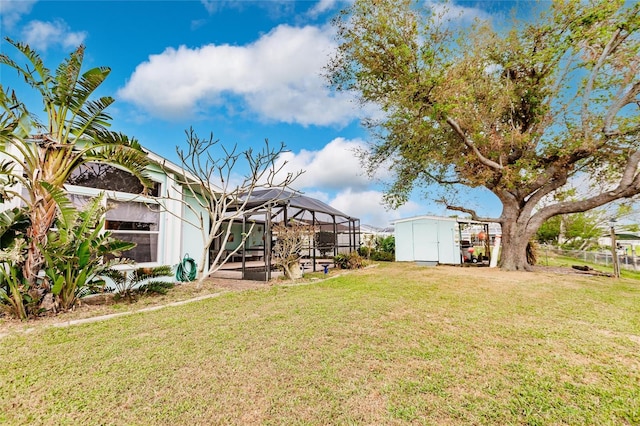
left=180, top=190, right=208, bottom=268
left=0, top=149, right=210, bottom=270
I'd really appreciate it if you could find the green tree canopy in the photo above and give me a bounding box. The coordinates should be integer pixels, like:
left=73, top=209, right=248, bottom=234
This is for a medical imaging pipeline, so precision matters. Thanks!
left=328, top=0, right=640, bottom=270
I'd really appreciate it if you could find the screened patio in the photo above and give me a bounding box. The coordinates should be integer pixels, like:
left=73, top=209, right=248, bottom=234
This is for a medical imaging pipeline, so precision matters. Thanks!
left=214, top=189, right=360, bottom=280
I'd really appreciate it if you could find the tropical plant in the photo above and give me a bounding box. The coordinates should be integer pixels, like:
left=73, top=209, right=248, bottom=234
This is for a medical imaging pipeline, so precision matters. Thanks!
left=0, top=239, right=33, bottom=319
left=376, top=235, right=395, bottom=255
left=41, top=188, right=134, bottom=311
left=328, top=0, right=640, bottom=270
left=272, top=222, right=315, bottom=280
left=0, top=207, right=29, bottom=248
left=0, top=38, right=151, bottom=291
left=0, top=208, right=31, bottom=319
left=102, top=265, right=174, bottom=302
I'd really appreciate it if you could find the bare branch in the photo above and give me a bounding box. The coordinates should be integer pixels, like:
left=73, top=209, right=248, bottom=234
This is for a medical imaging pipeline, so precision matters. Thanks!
left=164, top=127, right=303, bottom=285
left=440, top=200, right=498, bottom=223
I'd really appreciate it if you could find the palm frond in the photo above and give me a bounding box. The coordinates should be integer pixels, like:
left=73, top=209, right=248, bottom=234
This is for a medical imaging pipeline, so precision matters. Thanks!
left=0, top=88, right=38, bottom=139
left=0, top=207, right=29, bottom=247
left=0, top=38, right=53, bottom=95
left=73, top=66, right=111, bottom=108
left=53, top=44, right=84, bottom=109
left=40, top=181, right=77, bottom=228
left=75, top=192, right=106, bottom=238
left=71, top=97, right=114, bottom=138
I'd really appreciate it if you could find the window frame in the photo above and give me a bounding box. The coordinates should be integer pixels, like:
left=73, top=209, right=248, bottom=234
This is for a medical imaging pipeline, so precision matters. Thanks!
left=65, top=180, right=164, bottom=266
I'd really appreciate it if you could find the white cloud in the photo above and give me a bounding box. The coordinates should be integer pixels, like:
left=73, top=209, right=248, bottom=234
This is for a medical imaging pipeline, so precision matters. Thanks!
left=425, top=0, right=491, bottom=26
left=200, top=1, right=293, bottom=16
left=118, top=24, right=359, bottom=126
left=307, top=0, right=341, bottom=18
left=0, top=0, right=36, bottom=30
left=276, top=137, right=372, bottom=191
left=330, top=189, right=421, bottom=227
left=200, top=0, right=219, bottom=14
left=20, top=20, right=87, bottom=51
left=267, top=137, right=419, bottom=227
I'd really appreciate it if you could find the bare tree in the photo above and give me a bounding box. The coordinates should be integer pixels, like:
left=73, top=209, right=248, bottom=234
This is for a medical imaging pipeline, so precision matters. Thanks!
left=159, top=128, right=302, bottom=285
left=272, top=221, right=316, bottom=280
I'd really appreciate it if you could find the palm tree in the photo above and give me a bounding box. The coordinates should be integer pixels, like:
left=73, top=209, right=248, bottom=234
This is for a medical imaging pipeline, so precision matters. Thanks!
left=0, top=38, right=151, bottom=288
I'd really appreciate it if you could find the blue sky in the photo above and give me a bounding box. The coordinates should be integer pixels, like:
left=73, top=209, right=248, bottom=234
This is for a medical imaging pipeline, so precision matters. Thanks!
left=0, top=0, right=512, bottom=227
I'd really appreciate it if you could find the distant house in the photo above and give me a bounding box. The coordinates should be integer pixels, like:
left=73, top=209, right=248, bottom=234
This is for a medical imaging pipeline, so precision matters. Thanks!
left=598, top=233, right=640, bottom=256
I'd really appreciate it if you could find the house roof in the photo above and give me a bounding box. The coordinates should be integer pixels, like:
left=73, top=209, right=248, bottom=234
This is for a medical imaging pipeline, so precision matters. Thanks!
left=614, top=233, right=640, bottom=240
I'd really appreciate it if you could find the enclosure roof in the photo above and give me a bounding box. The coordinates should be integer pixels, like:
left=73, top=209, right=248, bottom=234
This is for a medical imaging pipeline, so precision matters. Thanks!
left=240, top=189, right=356, bottom=219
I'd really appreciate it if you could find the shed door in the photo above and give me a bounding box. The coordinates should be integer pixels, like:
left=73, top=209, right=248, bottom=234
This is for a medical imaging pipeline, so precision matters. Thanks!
left=413, top=222, right=439, bottom=262
left=437, top=221, right=459, bottom=264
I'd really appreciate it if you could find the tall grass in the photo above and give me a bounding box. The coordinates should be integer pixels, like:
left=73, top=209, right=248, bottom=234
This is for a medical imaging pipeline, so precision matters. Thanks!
left=1, top=263, right=639, bottom=425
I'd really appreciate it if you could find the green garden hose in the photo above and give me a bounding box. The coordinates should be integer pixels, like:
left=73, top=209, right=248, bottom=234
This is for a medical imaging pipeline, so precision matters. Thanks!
left=176, top=254, right=197, bottom=282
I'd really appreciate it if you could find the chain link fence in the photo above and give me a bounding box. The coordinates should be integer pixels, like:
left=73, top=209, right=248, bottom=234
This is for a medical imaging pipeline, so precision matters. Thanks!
left=540, top=246, right=640, bottom=271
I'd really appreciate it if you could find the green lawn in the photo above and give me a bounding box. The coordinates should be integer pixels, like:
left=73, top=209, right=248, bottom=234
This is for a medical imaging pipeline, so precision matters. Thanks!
left=1, top=263, right=639, bottom=425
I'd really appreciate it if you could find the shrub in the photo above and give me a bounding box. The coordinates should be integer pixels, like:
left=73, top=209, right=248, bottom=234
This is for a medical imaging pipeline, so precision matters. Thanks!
left=0, top=209, right=33, bottom=319
left=358, top=246, right=371, bottom=258
left=42, top=190, right=135, bottom=312
left=138, top=280, right=175, bottom=295
left=371, top=251, right=394, bottom=261
left=104, top=265, right=174, bottom=302
left=334, top=252, right=366, bottom=269
left=377, top=235, right=395, bottom=255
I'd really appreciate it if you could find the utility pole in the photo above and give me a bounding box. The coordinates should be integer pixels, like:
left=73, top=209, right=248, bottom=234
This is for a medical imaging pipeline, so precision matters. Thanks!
left=610, top=220, right=620, bottom=278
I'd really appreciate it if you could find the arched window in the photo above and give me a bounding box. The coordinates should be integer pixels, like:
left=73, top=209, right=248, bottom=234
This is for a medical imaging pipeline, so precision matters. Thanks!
left=67, top=163, right=160, bottom=196
left=67, top=163, right=161, bottom=263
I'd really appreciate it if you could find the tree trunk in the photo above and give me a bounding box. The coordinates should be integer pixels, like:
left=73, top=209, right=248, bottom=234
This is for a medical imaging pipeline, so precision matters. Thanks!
left=23, top=191, right=58, bottom=286
left=499, top=232, right=532, bottom=271
left=284, top=261, right=303, bottom=280
left=497, top=207, right=538, bottom=271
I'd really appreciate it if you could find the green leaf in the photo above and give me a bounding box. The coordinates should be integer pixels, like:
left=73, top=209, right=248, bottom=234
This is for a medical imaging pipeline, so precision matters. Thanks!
left=40, top=181, right=77, bottom=228
left=51, top=276, right=65, bottom=296
left=77, top=240, right=91, bottom=268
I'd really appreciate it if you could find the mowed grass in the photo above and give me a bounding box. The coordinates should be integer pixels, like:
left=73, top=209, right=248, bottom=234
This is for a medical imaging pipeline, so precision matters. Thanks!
left=1, top=263, right=639, bottom=425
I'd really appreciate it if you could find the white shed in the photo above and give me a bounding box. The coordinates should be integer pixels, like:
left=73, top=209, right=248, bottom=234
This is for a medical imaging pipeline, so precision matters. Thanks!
left=394, top=216, right=462, bottom=265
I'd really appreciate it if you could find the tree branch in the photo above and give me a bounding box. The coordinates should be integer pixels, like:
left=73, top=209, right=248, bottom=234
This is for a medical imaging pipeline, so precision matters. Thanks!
left=534, top=151, right=640, bottom=223
left=441, top=201, right=498, bottom=223
left=604, top=80, right=640, bottom=137
left=445, top=117, right=504, bottom=170
left=582, top=27, right=623, bottom=133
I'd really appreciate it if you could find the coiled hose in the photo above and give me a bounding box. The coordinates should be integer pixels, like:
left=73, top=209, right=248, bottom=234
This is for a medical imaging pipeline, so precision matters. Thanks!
left=176, top=253, right=197, bottom=282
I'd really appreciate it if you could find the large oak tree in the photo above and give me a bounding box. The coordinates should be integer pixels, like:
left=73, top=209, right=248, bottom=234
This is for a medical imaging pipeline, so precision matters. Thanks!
left=328, top=0, right=640, bottom=270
